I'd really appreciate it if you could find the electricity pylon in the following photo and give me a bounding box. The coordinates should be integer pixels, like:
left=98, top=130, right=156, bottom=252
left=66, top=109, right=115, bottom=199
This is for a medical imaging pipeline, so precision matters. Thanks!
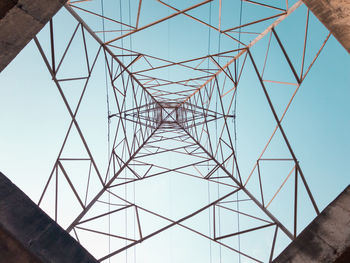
left=35, top=1, right=331, bottom=262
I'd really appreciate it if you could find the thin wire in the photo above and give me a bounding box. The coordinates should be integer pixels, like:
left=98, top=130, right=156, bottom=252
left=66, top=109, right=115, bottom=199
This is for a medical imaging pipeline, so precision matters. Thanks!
left=166, top=8, right=174, bottom=263
left=207, top=2, right=213, bottom=263
left=206, top=162, right=212, bottom=262
left=234, top=1, right=244, bottom=262
left=217, top=31, right=222, bottom=263
left=127, top=0, right=137, bottom=262
left=100, top=0, right=111, bottom=261
left=117, top=1, right=128, bottom=262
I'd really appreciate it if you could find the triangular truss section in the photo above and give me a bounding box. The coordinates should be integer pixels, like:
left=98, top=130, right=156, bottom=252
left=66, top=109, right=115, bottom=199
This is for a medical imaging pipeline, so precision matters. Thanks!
left=34, top=0, right=330, bottom=262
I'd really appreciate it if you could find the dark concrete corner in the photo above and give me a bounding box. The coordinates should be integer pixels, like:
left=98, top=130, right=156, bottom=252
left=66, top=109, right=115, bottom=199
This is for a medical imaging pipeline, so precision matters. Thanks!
left=273, top=185, right=350, bottom=263
left=0, top=171, right=98, bottom=263
left=0, top=0, right=67, bottom=72
left=302, top=0, right=350, bottom=53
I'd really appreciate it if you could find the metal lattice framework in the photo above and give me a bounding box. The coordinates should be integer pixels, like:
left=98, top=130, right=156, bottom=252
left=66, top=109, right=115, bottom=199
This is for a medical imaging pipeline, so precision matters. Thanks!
left=34, top=0, right=332, bottom=262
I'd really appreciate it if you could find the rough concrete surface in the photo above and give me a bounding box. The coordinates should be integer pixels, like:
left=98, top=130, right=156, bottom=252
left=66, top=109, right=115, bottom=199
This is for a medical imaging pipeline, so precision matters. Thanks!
left=0, top=0, right=67, bottom=72
left=303, top=0, right=350, bottom=53
left=0, top=171, right=98, bottom=263
left=0, top=226, right=42, bottom=263
left=273, top=185, right=350, bottom=263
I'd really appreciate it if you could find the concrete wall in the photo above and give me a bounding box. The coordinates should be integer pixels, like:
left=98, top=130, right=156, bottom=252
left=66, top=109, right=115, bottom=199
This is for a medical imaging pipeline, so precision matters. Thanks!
left=0, top=226, right=42, bottom=263
left=0, top=171, right=99, bottom=263
left=303, top=0, right=350, bottom=53
left=273, top=185, right=350, bottom=263
left=0, top=0, right=67, bottom=72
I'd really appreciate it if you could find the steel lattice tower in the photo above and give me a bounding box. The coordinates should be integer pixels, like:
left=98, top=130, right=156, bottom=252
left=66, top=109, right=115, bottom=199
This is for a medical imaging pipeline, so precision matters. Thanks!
left=31, top=0, right=335, bottom=262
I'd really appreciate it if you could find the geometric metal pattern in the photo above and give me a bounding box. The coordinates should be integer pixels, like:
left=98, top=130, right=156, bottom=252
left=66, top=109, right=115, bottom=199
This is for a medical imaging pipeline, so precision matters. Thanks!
left=33, top=1, right=332, bottom=262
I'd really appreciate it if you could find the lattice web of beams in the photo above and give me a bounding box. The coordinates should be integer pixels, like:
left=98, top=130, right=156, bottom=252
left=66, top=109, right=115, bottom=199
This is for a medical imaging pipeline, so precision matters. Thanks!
left=34, top=0, right=331, bottom=262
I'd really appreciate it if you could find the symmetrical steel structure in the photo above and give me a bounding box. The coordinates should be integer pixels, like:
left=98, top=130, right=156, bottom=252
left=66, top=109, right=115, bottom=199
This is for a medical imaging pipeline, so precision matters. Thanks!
left=33, top=0, right=332, bottom=262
